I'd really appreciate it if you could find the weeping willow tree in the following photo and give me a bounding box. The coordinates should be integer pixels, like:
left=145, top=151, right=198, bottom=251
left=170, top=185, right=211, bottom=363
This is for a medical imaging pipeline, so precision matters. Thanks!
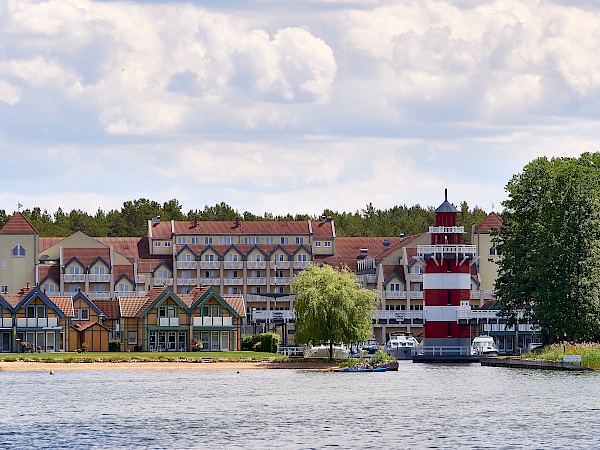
left=291, top=264, right=380, bottom=361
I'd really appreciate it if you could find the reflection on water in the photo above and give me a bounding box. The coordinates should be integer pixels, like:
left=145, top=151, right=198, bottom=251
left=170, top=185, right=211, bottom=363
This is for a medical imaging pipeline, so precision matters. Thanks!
left=1, top=363, right=599, bottom=449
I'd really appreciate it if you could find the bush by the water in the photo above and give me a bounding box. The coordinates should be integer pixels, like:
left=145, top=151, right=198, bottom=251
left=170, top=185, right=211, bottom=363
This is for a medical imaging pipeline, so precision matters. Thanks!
left=242, top=333, right=280, bottom=353
left=108, top=339, right=121, bottom=352
left=369, top=349, right=395, bottom=366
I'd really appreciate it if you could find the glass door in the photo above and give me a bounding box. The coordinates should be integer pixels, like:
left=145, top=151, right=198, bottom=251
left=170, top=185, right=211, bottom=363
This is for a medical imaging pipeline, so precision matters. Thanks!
left=168, top=331, right=176, bottom=351
left=220, top=331, right=229, bottom=352
left=46, top=332, right=55, bottom=352
left=211, top=331, right=219, bottom=351
left=1, top=332, right=10, bottom=352
left=178, top=332, right=187, bottom=351
left=36, top=332, right=45, bottom=352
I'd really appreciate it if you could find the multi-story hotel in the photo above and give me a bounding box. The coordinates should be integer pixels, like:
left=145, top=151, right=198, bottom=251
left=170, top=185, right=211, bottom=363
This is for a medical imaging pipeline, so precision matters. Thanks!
left=0, top=203, right=538, bottom=354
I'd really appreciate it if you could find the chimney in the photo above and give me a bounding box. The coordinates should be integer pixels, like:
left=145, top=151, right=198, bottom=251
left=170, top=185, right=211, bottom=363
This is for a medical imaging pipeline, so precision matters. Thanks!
left=193, top=216, right=198, bottom=228
left=235, top=216, right=240, bottom=228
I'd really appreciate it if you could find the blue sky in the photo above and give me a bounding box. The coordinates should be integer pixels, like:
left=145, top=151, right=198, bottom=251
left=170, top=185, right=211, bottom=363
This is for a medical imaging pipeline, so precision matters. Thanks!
left=1, top=0, right=598, bottom=217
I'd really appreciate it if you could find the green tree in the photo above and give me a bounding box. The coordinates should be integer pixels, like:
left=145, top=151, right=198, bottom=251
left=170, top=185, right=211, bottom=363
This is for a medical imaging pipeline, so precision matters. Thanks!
left=290, top=264, right=380, bottom=361
left=494, top=153, right=600, bottom=342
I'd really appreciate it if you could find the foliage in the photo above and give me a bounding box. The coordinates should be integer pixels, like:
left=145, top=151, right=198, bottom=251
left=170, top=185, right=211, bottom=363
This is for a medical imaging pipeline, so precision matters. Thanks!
left=291, top=264, right=380, bottom=361
left=6, top=198, right=486, bottom=239
left=368, top=349, right=395, bottom=365
left=523, top=343, right=600, bottom=369
left=108, top=339, right=121, bottom=352
left=241, top=333, right=280, bottom=353
left=494, top=153, right=600, bottom=342
left=191, top=340, right=204, bottom=351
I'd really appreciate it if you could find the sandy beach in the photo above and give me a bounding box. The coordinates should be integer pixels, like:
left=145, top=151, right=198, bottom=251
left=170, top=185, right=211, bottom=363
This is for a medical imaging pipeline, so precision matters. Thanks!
left=0, top=360, right=337, bottom=372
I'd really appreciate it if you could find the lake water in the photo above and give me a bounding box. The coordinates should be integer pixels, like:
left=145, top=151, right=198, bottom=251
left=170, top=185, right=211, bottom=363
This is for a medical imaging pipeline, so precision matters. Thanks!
left=1, top=362, right=599, bottom=449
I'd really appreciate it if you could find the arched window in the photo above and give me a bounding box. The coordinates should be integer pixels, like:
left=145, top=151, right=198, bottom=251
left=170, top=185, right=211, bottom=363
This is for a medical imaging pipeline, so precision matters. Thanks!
left=12, top=244, right=25, bottom=257
left=489, top=246, right=498, bottom=256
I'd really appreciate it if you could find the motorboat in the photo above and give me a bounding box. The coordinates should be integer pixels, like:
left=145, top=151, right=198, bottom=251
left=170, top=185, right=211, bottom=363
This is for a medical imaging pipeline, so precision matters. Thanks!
left=384, top=333, right=419, bottom=360
left=362, top=339, right=380, bottom=355
left=333, top=366, right=389, bottom=373
left=304, top=343, right=349, bottom=359
left=471, top=336, right=499, bottom=356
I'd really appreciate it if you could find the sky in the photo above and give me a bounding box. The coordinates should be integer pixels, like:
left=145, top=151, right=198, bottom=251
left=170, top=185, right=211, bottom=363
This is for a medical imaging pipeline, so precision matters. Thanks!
left=1, top=0, right=599, bottom=218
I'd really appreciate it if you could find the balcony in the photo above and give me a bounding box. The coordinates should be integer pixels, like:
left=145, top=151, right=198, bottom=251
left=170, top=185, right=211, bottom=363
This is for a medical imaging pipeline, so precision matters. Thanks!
left=408, top=273, right=423, bottom=283
left=366, top=274, right=377, bottom=284
left=245, top=294, right=295, bottom=303
left=0, top=318, right=13, bottom=328
left=429, top=226, right=465, bottom=234
left=270, top=277, right=290, bottom=286
left=89, top=292, right=111, bottom=300
left=293, top=261, right=312, bottom=269
left=374, top=311, right=425, bottom=321
left=409, top=291, right=424, bottom=299
left=223, top=278, right=243, bottom=285
left=247, top=261, right=267, bottom=269
left=384, top=291, right=407, bottom=299
left=417, top=244, right=477, bottom=258
left=470, top=290, right=495, bottom=300
left=88, top=274, right=110, bottom=282
left=457, top=309, right=500, bottom=321
left=135, top=275, right=146, bottom=284
left=176, top=261, right=197, bottom=270
left=64, top=274, right=86, bottom=283
left=116, top=290, right=141, bottom=297
left=158, top=317, right=180, bottom=327
left=270, top=261, right=290, bottom=269
left=224, top=261, right=243, bottom=269
left=16, top=318, right=59, bottom=328
left=153, top=277, right=174, bottom=286
left=199, top=278, right=220, bottom=285
left=247, top=277, right=267, bottom=286
left=192, top=316, right=233, bottom=327
left=252, top=310, right=295, bottom=322
left=200, top=261, right=220, bottom=269
left=177, top=278, right=197, bottom=286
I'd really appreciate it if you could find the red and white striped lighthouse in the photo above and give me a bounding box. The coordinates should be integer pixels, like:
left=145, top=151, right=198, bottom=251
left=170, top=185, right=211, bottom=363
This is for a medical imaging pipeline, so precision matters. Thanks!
left=416, top=190, right=477, bottom=356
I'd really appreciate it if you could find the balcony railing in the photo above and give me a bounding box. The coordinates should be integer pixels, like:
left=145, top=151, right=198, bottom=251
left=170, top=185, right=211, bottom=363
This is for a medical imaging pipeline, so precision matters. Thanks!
left=116, top=290, right=143, bottom=297
left=409, top=291, right=424, bottom=299
left=88, top=274, right=110, bottom=282
left=199, top=261, right=220, bottom=269
left=158, top=317, right=180, bottom=327
left=224, top=261, right=243, bottom=269
left=64, top=274, right=86, bottom=283
left=417, top=245, right=477, bottom=257
left=383, top=290, right=407, bottom=299
left=457, top=309, right=500, bottom=321
left=374, top=311, right=425, bottom=321
left=135, top=275, right=146, bottom=284
left=245, top=294, right=295, bottom=303
left=176, top=261, right=197, bottom=269
left=429, top=226, right=465, bottom=234
left=293, top=261, right=312, bottom=269
left=247, top=261, right=267, bottom=269
left=177, top=278, right=197, bottom=286
left=16, top=318, right=59, bottom=328
left=270, top=277, right=290, bottom=285
left=0, top=318, right=13, bottom=328
left=408, top=273, right=423, bottom=283
left=366, top=274, right=377, bottom=284
left=89, top=292, right=111, bottom=300
left=270, top=261, right=290, bottom=269
left=470, top=290, right=495, bottom=300
left=223, top=278, right=243, bottom=285
left=199, top=278, right=220, bottom=285
left=246, top=277, right=267, bottom=286
left=192, top=316, right=233, bottom=327
left=153, top=277, right=174, bottom=286
left=253, top=310, right=295, bottom=322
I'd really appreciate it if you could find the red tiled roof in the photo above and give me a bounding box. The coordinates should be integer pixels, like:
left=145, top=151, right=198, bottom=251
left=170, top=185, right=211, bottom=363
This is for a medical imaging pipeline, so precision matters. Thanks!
left=92, top=300, right=119, bottom=319
left=39, top=237, right=64, bottom=252
left=382, top=265, right=406, bottom=283
left=0, top=212, right=38, bottom=235
left=119, top=296, right=150, bottom=317
left=96, top=237, right=142, bottom=260
left=3, top=294, right=20, bottom=308
left=137, top=258, right=172, bottom=273
left=38, top=265, right=60, bottom=283
left=320, top=236, right=400, bottom=270
left=222, top=295, right=245, bottom=317
left=474, top=212, right=503, bottom=234
left=113, top=265, right=134, bottom=280
left=63, top=248, right=110, bottom=267
left=311, top=220, right=334, bottom=238
left=152, top=220, right=316, bottom=239
left=51, top=296, right=75, bottom=317
left=181, top=244, right=309, bottom=257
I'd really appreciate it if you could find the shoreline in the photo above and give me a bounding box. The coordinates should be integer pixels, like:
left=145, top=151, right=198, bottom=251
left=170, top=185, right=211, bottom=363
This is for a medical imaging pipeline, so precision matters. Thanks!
left=0, top=359, right=338, bottom=372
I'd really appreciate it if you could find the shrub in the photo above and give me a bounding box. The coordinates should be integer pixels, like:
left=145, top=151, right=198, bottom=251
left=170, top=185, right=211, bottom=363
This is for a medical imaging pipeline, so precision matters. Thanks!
left=108, top=339, right=121, bottom=352
left=242, top=333, right=280, bottom=353
left=369, top=349, right=395, bottom=366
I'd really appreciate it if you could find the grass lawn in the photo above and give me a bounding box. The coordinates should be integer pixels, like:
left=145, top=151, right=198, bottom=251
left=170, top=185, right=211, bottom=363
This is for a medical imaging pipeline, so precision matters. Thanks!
left=0, top=351, right=288, bottom=363
left=523, top=343, right=600, bottom=369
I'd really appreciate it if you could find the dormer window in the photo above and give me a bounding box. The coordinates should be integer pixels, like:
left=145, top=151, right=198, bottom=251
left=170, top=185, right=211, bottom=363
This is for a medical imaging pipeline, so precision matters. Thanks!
left=12, top=244, right=25, bottom=257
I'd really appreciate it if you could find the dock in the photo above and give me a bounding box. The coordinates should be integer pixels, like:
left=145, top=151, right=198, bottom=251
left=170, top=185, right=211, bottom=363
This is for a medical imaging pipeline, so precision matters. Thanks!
left=480, top=357, right=592, bottom=371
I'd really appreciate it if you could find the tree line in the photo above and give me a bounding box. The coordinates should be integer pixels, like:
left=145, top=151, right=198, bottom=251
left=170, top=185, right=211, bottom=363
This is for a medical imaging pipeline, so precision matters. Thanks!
left=0, top=199, right=487, bottom=241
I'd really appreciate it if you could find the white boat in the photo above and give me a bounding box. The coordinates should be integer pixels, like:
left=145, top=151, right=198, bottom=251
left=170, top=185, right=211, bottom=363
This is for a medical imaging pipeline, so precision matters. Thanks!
left=471, top=336, right=499, bottom=356
left=385, top=333, right=419, bottom=359
left=304, top=343, right=349, bottom=359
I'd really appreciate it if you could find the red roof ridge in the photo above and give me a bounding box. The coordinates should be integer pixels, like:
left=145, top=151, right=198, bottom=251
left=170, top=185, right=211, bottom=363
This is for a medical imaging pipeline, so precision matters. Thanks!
left=0, top=212, right=38, bottom=235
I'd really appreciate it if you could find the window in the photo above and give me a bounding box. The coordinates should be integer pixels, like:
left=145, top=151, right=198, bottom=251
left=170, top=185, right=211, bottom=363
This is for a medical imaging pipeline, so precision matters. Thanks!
left=254, top=271, right=261, bottom=277
left=275, top=287, right=284, bottom=294
left=74, top=308, right=90, bottom=321
left=324, top=241, right=331, bottom=248
left=118, top=283, right=129, bottom=293
left=164, top=241, right=171, bottom=247
left=296, top=254, right=307, bottom=262
left=157, top=269, right=168, bottom=279
left=69, top=285, right=80, bottom=293
left=315, top=241, right=321, bottom=247
left=181, top=287, right=191, bottom=294
left=181, top=270, right=191, bottom=279
left=251, top=254, right=261, bottom=261
left=227, top=254, right=239, bottom=262
left=280, top=237, right=289, bottom=244
left=296, top=237, right=304, bottom=244
left=191, top=237, right=200, bottom=244
left=43, top=284, right=55, bottom=294
left=244, top=237, right=259, bottom=244
left=204, top=253, right=215, bottom=261
left=265, top=237, right=274, bottom=244
left=251, top=287, right=261, bottom=294
left=275, top=253, right=285, bottom=262
left=154, top=241, right=161, bottom=247
left=276, top=270, right=284, bottom=278
left=2, top=259, right=6, bottom=267
left=219, top=237, right=233, bottom=244
left=204, top=237, right=213, bottom=244
left=489, top=246, right=499, bottom=256
left=205, top=270, right=215, bottom=278
left=128, top=331, right=138, bottom=345
left=177, top=237, right=186, bottom=244
left=94, top=266, right=105, bottom=275
left=93, top=284, right=105, bottom=292
left=12, top=244, right=26, bottom=257
left=26, top=306, right=46, bottom=318
left=390, top=283, right=400, bottom=291
left=181, top=253, right=192, bottom=262
left=414, top=265, right=424, bottom=274
left=1, top=285, right=8, bottom=294
left=159, top=306, right=177, bottom=318
left=228, top=270, right=238, bottom=278
left=69, top=266, right=80, bottom=275
left=202, top=305, right=220, bottom=317
left=228, top=287, right=239, bottom=294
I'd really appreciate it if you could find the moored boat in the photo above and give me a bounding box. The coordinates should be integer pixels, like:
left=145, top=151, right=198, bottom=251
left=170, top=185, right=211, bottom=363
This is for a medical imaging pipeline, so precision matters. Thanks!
left=304, top=343, right=349, bottom=359
left=333, top=366, right=389, bottom=373
left=470, top=336, right=499, bottom=356
left=385, top=333, right=419, bottom=360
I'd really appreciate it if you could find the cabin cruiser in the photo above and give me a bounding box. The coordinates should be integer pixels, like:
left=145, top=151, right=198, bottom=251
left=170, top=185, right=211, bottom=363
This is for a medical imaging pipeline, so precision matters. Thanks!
left=363, top=339, right=380, bottom=355
left=304, top=343, right=349, bottom=359
left=384, top=333, right=419, bottom=359
left=471, top=336, right=499, bottom=356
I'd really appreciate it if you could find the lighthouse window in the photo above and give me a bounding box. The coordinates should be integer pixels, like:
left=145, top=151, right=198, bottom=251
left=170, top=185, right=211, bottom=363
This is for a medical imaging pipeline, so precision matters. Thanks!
left=447, top=291, right=451, bottom=305
left=447, top=323, right=452, bottom=337
left=447, top=260, right=451, bottom=272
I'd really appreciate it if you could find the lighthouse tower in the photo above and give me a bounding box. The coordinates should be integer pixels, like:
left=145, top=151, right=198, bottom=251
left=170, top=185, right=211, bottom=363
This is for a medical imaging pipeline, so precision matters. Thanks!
left=416, top=190, right=477, bottom=357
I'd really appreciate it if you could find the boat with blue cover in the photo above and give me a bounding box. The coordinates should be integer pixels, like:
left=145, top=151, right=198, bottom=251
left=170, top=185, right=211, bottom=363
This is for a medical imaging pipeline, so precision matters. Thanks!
left=333, top=366, right=389, bottom=373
